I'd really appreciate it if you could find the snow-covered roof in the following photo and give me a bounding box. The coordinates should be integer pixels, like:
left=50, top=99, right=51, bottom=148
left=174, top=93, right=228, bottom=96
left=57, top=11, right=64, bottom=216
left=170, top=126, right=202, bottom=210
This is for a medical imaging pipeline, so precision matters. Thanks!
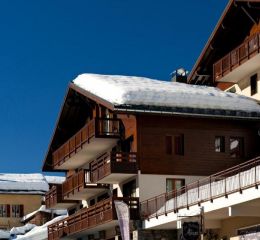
left=0, top=174, right=65, bottom=194
left=44, top=175, right=65, bottom=185
left=0, top=230, right=10, bottom=239
left=0, top=174, right=49, bottom=194
left=15, top=215, right=67, bottom=240
left=73, top=74, right=260, bottom=118
left=22, top=205, right=67, bottom=222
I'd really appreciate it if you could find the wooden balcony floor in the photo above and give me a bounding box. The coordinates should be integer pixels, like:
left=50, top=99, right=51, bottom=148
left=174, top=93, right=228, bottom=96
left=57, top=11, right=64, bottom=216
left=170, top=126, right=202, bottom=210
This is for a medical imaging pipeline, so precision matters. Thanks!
left=54, top=138, right=118, bottom=170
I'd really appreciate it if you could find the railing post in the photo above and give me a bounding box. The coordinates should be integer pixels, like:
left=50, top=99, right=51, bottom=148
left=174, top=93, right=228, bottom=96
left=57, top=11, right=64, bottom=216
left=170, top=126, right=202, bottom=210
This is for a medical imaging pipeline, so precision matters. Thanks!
left=186, top=186, right=189, bottom=210
left=225, top=175, right=228, bottom=198
left=155, top=197, right=158, bottom=219
left=239, top=165, right=242, bottom=194
left=255, top=158, right=258, bottom=189
left=198, top=180, right=200, bottom=206
left=165, top=193, right=167, bottom=216
left=210, top=176, right=213, bottom=202
left=146, top=200, right=149, bottom=220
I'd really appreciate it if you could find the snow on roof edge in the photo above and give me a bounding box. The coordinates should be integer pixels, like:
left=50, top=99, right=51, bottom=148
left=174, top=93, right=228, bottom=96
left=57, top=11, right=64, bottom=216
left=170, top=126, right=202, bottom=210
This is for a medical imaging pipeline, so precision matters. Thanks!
left=72, top=73, right=260, bottom=117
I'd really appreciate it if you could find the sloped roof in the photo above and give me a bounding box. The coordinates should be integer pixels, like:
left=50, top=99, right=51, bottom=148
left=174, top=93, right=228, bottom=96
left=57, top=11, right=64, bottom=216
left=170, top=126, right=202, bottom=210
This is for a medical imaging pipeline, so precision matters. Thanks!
left=73, top=73, right=260, bottom=114
left=0, top=174, right=64, bottom=194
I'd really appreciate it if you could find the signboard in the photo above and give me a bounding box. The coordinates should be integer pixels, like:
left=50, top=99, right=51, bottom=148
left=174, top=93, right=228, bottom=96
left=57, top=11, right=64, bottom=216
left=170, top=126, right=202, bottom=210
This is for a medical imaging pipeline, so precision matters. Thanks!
left=114, top=200, right=130, bottom=240
left=182, top=222, right=200, bottom=240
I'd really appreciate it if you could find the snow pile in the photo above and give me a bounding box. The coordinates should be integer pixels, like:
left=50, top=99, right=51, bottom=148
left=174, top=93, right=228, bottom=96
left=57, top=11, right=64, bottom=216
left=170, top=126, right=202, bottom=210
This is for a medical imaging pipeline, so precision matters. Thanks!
left=22, top=205, right=67, bottom=222
left=0, top=230, right=10, bottom=239
left=44, top=175, right=65, bottom=185
left=73, top=74, right=260, bottom=113
left=0, top=174, right=49, bottom=194
left=16, top=215, right=67, bottom=240
left=10, top=223, right=36, bottom=235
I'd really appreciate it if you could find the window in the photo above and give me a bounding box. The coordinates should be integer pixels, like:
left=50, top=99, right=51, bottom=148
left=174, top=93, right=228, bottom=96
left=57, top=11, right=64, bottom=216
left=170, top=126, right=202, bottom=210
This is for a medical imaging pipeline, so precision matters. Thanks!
left=251, top=74, right=258, bottom=96
left=166, top=179, right=185, bottom=193
left=215, top=136, right=225, bottom=152
left=0, top=205, right=9, bottom=218
left=165, top=134, right=184, bottom=155
left=165, top=136, right=172, bottom=155
left=11, top=205, right=23, bottom=218
left=230, top=137, right=244, bottom=158
left=174, top=134, right=184, bottom=155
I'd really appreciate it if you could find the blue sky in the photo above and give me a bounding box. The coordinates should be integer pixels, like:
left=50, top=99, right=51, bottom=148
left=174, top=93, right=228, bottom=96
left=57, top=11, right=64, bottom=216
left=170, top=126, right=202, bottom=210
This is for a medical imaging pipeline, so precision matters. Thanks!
left=0, top=0, right=227, bottom=173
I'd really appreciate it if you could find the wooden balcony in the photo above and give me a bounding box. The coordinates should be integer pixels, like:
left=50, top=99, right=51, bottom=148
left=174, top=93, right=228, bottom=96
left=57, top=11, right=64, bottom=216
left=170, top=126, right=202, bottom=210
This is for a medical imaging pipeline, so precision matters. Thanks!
left=52, top=118, right=123, bottom=170
left=48, top=197, right=139, bottom=240
left=45, top=185, right=77, bottom=210
left=90, top=152, right=138, bottom=184
left=62, top=169, right=109, bottom=201
left=214, top=32, right=260, bottom=83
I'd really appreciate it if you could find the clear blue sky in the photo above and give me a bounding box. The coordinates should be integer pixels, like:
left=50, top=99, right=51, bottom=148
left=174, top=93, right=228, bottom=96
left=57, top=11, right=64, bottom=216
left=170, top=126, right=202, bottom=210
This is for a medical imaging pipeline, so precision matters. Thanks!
left=0, top=0, right=227, bottom=173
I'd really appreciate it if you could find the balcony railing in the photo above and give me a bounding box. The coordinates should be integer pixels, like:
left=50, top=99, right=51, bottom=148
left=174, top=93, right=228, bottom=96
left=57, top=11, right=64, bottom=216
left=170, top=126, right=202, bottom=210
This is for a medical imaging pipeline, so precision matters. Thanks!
left=52, top=118, right=123, bottom=169
left=141, top=156, right=260, bottom=220
left=46, top=185, right=62, bottom=209
left=62, top=169, right=108, bottom=199
left=45, top=185, right=77, bottom=209
left=213, top=32, right=260, bottom=81
left=90, top=152, right=138, bottom=183
left=48, top=197, right=139, bottom=240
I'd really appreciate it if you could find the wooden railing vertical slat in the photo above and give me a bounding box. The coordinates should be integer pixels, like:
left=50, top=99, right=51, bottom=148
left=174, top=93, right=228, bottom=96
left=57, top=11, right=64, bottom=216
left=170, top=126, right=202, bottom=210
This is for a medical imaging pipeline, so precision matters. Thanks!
left=213, top=31, right=260, bottom=81
left=52, top=118, right=122, bottom=168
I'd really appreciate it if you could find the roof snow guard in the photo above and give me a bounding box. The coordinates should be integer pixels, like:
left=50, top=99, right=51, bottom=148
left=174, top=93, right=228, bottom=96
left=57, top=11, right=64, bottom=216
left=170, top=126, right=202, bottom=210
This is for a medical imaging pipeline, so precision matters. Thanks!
left=72, top=74, right=260, bottom=119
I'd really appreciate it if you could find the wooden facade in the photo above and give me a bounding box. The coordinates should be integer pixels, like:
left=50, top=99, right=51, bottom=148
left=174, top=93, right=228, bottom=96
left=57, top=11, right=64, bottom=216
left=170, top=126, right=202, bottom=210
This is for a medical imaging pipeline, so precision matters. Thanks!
left=136, top=115, right=260, bottom=176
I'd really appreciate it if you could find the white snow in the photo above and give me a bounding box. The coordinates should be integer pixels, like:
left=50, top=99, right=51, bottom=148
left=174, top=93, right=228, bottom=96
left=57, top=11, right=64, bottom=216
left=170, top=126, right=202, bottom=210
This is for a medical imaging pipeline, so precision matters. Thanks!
left=0, top=174, right=65, bottom=194
left=10, top=223, right=36, bottom=235
left=0, top=174, right=49, bottom=194
left=73, top=74, right=260, bottom=113
left=22, top=205, right=67, bottom=222
left=0, top=230, right=10, bottom=239
left=44, top=175, right=65, bottom=185
left=16, top=215, right=67, bottom=240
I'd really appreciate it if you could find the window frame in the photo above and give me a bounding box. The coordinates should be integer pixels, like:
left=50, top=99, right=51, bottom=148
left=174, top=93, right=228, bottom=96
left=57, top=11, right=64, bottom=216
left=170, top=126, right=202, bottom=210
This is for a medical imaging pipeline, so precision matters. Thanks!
left=215, top=136, right=225, bottom=153
left=230, top=136, right=244, bottom=158
left=165, top=134, right=184, bottom=156
left=166, top=178, right=185, bottom=193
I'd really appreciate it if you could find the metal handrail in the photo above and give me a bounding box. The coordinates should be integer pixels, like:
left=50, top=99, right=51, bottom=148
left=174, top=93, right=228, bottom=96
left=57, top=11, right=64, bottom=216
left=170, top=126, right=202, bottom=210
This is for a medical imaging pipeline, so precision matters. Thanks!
left=141, top=156, right=260, bottom=219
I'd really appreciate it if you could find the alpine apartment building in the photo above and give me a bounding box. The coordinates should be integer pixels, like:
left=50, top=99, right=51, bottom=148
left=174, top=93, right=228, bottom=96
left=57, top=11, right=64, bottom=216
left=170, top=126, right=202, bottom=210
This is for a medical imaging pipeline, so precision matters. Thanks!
left=42, top=73, right=260, bottom=240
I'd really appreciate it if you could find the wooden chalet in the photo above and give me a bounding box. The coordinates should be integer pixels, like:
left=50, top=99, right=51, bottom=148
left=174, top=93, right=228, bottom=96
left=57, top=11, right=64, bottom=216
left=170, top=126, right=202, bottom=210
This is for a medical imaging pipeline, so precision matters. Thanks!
left=42, top=73, right=260, bottom=240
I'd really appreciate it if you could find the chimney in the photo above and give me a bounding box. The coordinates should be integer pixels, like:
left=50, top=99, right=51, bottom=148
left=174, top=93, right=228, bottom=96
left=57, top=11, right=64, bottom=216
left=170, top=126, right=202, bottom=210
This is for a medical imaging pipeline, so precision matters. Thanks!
left=171, top=68, right=188, bottom=83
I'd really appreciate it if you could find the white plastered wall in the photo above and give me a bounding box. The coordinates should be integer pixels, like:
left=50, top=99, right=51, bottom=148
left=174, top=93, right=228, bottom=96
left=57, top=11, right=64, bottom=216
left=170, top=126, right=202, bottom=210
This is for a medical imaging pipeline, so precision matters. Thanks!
left=138, top=173, right=204, bottom=202
left=226, top=68, right=260, bottom=101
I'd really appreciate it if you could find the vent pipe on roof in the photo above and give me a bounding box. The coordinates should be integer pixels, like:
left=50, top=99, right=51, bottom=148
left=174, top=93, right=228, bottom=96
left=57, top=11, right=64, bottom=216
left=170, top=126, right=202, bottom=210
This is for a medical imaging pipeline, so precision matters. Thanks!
left=171, top=68, right=189, bottom=83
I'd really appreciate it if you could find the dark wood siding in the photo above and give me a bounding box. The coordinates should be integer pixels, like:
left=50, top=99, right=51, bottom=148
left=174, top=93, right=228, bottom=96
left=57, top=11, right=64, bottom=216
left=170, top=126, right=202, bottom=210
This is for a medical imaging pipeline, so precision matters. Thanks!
left=137, top=115, right=260, bottom=176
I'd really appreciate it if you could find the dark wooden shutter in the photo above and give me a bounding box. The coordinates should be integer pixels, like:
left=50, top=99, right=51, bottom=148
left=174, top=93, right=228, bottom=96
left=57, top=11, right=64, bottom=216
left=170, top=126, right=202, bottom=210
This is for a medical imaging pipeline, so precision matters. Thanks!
left=174, top=135, right=184, bottom=155
left=165, top=136, right=172, bottom=155
left=19, top=205, right=24, bottom=217
left=6, top=204, right=10, bottom=217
